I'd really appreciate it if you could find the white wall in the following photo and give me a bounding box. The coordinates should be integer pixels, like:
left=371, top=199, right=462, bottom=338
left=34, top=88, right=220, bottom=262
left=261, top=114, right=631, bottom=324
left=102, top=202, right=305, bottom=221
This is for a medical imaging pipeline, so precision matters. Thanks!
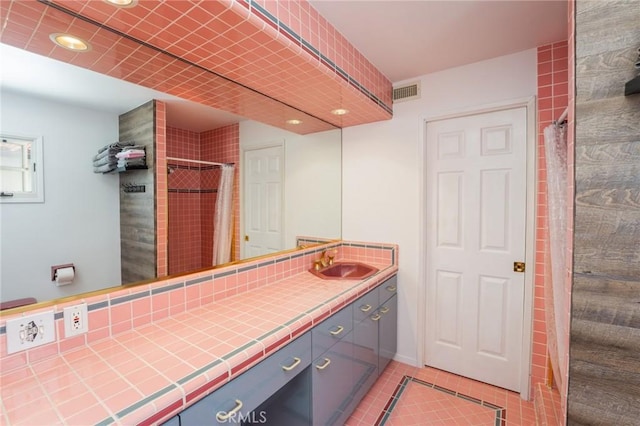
left=239, top=121, right=342, bottom=250
left=0, top=91, right=121, bottom=303
left=342, top=49, right=537, bottom=366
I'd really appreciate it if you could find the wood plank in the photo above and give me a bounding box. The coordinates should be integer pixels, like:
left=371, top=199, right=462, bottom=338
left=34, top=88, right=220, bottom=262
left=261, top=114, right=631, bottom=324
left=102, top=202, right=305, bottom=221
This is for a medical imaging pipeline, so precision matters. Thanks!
left=575, top=141, right=640, bottom=166
left=575, top=47, right=638, bottom=101
left=572, top=1, right=640, bottom=422
left=573, top=207, right=640, bottom=278
left=119, top=100, right=156, bottom=284
left=575, top=159, right=640, bottom=210
left=572, top=275, right=640, bottom=328
left=571, top=318, right=640, bottom=366
left=575, top=0, right=640, bottom=58
left=568, top=360, right=640, bottom=425
left=569, top=320, right=640, bottom=425
left=575, top=97, right=640, bottom=145
left=568, top=398, right=639, bottom=426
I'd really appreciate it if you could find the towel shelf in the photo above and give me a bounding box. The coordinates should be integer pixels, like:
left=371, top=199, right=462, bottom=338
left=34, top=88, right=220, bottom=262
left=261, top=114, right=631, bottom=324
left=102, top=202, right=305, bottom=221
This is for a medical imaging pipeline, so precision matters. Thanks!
left=624, top=75, right=640, bottom=96
left=103, top=165, right=148, bottom=174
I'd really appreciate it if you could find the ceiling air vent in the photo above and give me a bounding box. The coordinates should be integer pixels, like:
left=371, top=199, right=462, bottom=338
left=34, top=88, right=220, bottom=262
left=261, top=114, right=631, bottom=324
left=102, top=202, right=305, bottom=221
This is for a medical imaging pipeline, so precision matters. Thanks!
left=393, top=82, right=420, bottom=103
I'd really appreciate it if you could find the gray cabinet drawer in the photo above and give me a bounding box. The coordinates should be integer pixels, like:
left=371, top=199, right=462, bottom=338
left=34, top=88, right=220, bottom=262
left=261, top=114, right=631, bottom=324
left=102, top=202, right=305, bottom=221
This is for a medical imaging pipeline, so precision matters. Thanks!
left=312, top=305, right=352, bottom=359
left=378, top=275, right=397, bottom=305
left=353, top=290, right=378, bottom=323
left=180, top=332, right=311, bottom=425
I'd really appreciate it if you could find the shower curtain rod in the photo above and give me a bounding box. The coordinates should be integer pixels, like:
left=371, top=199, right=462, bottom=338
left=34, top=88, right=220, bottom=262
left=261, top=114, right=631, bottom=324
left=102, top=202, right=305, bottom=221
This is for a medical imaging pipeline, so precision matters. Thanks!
left=167, top=157, right=234, bottom=167
left=553, top=107, right=569, bottom=125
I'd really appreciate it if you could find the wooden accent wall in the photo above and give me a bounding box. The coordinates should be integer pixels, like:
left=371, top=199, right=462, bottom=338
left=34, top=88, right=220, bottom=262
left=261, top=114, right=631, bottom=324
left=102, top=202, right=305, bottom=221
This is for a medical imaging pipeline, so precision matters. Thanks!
left=569, top=1, right=640, bottom=424
left=118, top=100, right=157, bottom=284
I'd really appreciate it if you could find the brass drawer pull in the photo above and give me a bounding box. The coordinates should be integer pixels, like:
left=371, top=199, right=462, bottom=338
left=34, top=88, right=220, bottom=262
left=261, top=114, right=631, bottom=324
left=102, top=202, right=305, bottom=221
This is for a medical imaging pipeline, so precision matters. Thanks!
left=360, top=304, right=372, bottom=312
left=216, top=399, right=243, bottom=421
left=282, top=357, right=301, bottom=371
left=371, top=313, right=382, bottom=321
left=329, top=325, right=344, bottom=336
left=380, top=306, right=390, bottom=314
left=316, top=358, right=331, bottom=370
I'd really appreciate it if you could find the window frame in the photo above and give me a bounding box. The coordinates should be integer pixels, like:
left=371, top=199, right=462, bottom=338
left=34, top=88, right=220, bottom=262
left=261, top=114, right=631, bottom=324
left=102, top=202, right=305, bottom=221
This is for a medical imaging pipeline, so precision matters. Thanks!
left=0, top=134, right=44, bottom=203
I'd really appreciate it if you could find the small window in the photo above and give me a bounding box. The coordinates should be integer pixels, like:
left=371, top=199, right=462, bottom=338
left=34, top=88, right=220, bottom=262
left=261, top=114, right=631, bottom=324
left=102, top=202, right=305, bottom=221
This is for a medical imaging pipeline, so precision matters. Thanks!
left=0, top=135, right=44, bottom=203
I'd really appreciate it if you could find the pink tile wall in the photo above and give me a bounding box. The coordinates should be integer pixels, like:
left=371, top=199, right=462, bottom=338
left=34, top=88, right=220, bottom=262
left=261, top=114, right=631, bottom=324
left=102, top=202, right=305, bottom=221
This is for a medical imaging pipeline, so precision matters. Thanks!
left=156, top=101, right=168, bottom=277
left=165, top=124, right=240, bottom=273
left=167, top=127, right=204, bottom=275
left=1, top=0, right=392, bottom=134
left=534, top=40, right=569, bottom=396
left=532, top=34, right=573, bottom=412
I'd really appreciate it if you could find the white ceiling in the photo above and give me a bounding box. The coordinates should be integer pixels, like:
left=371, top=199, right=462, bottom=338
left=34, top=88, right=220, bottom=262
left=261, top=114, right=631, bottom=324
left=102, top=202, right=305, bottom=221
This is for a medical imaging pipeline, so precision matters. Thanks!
left=1, top=1, right=568, bottom=130
left=310, top=0, right=568, bottom=83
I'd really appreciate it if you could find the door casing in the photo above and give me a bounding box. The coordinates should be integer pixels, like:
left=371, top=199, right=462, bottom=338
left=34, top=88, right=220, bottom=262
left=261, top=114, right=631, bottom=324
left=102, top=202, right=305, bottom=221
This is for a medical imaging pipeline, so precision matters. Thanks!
left=240, top=141, right=285, bottom=260
left=417, top=97, right=537, bottom=399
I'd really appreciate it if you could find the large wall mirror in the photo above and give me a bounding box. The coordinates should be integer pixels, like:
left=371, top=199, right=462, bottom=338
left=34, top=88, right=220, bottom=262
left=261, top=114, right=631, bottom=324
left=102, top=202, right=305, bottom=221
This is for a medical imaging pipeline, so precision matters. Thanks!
left=0, top=2, right=342, bottom=309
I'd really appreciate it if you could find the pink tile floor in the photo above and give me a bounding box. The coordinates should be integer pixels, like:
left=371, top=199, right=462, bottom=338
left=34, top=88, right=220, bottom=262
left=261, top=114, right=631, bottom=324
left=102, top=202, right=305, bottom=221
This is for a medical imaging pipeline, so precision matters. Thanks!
left=347, top=361, right=537, bottom=426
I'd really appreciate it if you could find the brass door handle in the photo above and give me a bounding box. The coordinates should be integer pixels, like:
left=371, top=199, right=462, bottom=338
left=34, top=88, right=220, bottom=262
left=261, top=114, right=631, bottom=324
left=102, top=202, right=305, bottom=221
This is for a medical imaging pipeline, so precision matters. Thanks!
left=514, top=262, right=525, bottom=273
left=244, top=235, right=249, bottom=242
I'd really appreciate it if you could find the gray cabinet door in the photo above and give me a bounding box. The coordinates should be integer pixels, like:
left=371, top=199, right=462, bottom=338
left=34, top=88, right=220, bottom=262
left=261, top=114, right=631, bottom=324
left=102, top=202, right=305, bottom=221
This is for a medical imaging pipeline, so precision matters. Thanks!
left=312, top=331, right=354, bottom=426
left=352, top=309, right=379, bottom=406
left=378, top=294, right=397, bottom=374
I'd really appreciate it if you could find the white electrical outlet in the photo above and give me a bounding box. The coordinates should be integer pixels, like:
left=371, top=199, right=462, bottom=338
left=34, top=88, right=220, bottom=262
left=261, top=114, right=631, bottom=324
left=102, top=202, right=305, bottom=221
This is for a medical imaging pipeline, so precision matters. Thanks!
left=6, top=310, right=56, bottom=354
left=63, top=303, right=88, bottom=337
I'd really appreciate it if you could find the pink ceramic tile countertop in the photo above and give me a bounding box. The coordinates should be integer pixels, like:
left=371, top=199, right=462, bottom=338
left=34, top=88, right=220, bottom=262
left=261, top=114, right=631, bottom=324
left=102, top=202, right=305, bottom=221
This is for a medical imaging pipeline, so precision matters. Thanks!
left=0, top=262, right=397, bottom=425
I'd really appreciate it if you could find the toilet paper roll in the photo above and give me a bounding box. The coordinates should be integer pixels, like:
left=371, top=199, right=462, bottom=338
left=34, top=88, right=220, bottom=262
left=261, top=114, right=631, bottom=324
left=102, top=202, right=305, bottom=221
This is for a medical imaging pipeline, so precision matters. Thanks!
left=55, top=267, right=75, bottom=286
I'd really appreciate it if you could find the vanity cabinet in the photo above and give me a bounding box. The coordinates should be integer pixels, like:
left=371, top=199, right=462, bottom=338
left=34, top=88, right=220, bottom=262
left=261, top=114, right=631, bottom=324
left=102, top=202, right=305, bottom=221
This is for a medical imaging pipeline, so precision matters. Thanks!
left=178, top=332, right=312, bottom=425
left=161, top=275, right=397, bottom=426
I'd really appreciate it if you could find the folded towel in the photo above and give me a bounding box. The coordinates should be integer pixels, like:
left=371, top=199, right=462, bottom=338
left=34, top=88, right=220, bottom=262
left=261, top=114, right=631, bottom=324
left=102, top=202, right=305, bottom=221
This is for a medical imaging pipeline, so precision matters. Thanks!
left=93, top=155, right=117, bottom=167
left=121, top=145, right=145, bottom=151
left=117, top=158, right=146, bottom=168
left=97, top=141, right=134, bottom=154
left=116, top=150, right=146, bottom=159
left=93, top=163, right=117, bottom=173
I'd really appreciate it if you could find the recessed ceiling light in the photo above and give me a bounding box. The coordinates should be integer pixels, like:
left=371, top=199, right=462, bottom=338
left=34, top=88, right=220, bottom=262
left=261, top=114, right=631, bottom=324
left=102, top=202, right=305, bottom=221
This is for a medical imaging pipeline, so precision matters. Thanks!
left=286, top=119, right=303, bottom=125
left=331, top=109, right=349, bottom=116
left=104, top=0, right=138, bottom=7
left=49, top=33, right=91, bottom=52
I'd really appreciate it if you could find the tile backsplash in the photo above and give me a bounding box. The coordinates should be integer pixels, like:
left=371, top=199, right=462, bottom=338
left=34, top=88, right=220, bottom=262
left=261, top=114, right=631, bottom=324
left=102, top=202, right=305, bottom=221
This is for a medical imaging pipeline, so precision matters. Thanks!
left=0, top=241, right=396, bottom=374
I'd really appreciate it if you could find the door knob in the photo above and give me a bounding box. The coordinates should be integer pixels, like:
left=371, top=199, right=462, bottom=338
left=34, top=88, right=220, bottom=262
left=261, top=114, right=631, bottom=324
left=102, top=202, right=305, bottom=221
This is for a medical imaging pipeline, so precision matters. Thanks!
left=513, top=262, right=525, bottom=273
left=244, top=235, right=249, bottom=242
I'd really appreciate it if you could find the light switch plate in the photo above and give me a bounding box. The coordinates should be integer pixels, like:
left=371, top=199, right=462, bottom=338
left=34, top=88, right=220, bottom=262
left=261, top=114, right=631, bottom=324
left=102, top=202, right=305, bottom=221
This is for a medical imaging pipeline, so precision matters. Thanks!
left=6, top=310, right=56, bottom=354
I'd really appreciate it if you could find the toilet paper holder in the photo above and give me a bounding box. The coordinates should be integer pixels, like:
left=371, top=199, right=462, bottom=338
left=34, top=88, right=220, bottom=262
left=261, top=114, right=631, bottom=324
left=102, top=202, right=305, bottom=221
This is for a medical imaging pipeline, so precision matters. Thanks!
left=51, top=264, right=75, bottom=281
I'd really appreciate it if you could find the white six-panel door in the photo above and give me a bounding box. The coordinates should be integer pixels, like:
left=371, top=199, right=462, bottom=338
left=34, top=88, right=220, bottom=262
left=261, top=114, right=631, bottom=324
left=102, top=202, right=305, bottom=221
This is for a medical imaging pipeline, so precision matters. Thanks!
left=243, top=145, right=284, bottom=258
left=425, top=107, right=527, bottom=392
